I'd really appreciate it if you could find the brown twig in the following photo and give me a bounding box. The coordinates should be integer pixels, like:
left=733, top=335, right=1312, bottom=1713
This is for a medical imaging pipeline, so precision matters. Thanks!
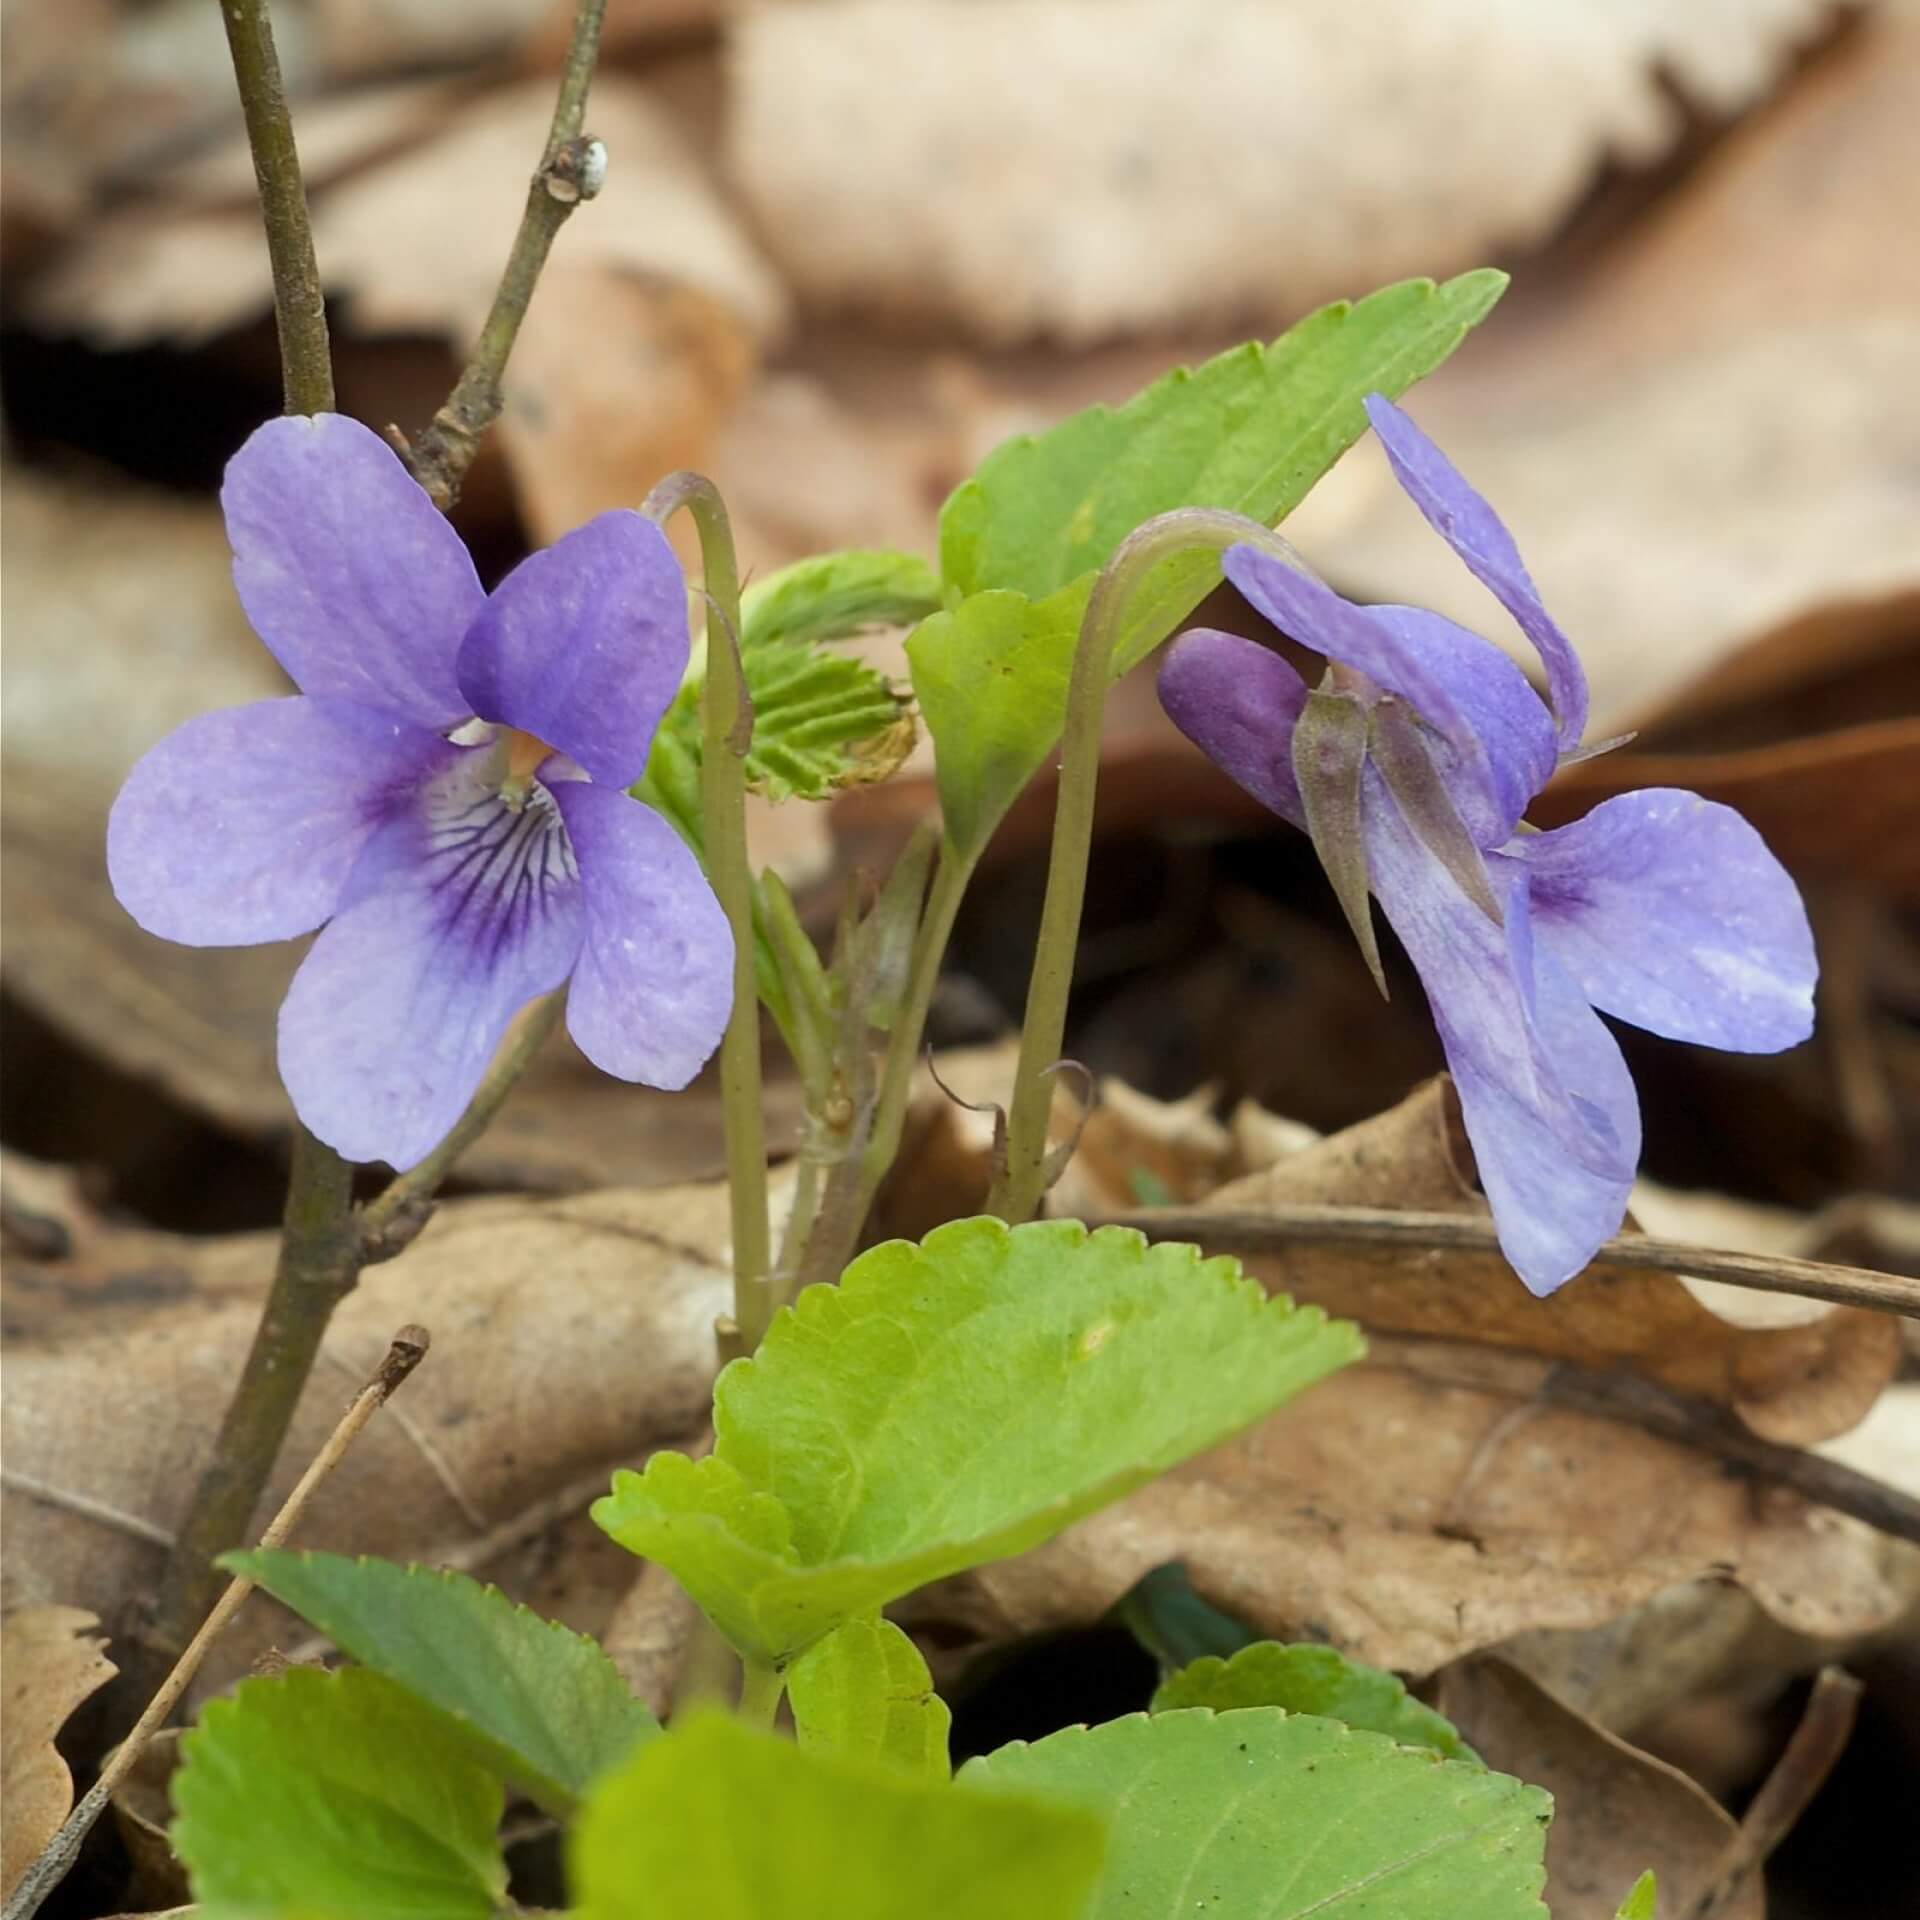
left=1685, top=1667, right=1863, bottom=1919
left=134, top=1125, right=360, bottom=1706
left=402, top=0, right=610, bottom=510
left=217, top=0, right=331, bottom=416
left=1374, top=1334, right=1920, bottom=1546
left=3, top=1328, right=429, bottom=1920
left=1100, top=1204, right=1920, bottom=1319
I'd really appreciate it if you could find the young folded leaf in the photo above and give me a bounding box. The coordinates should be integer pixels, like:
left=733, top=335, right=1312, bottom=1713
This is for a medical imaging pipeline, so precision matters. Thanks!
left=788, top=1615, right=951, bottom=1779
left=1151, top=1640, right=1477, bottom=1762
left=594, top=1217, right=1361, bottom=1664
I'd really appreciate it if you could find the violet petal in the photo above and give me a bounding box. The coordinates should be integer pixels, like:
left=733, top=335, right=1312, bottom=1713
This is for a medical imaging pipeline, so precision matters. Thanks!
left=107, top=696, right=457, bottom=947
left=222, top=414, right=482, bottom=728
left=1157, top=627, right=1309, bottom=828
left=278, top=755, right=585, bottom=1167
left=1359, top=604, right=1556, bottom=846
left=1362, top=393, right=1589, bottom=753
left=1516, top=790, right=1817, bottom=1052
left=1367, top=775, right=1639, bottom=1295
left=456, top=511, right=688, bottom=790
left=549, top=781, right=732, bottom=1090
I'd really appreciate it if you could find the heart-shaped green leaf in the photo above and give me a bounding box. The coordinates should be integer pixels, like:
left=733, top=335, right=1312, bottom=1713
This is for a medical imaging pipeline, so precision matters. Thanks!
left=594, top=1217, right=1361, bottom=1663
left=172, top=1668, right=506, bottom=1919
left=570, top=1709, right=1103, bottom=1920
left=1151, top=1640, right=1477, bottom=1762
left=224, top=1550, right=657, bottom=1815
left=912, top=270, right=1506, bottom=859
left=788, top=1615, right=950, bottom=1779
left=964, top=1707, right=1550, bottom=1918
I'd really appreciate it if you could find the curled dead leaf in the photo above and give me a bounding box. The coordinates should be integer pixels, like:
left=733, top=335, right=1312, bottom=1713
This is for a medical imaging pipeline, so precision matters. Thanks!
left=1181, top=1078, right=1902, bottom=1447
left=1436, top=1656, right=1762, bottom=1920
left=2, top=1183, right=732, bottom=1703
left=901, top=1330, right=1920, bottom=1679
left=1, top=1605, right=117, bottom=1899
left=730, top=0, right=1846, bottom=342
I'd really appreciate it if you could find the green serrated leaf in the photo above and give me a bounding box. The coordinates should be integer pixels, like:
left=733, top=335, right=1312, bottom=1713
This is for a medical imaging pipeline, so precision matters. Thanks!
left=172, top=1668, right=507, bottom=1920
left=940, top=272, right=1505, bottom=602
left=1151, top=1641, right=1477, bottom=1762
left=737, top=638, right=913, bottom=801
left=742, top=549, right=943, bottom=650
left=1616, top=1868, right=1659, bottom=1918
left=224, top=1550, right=657, bottom=1816
left=912, top=271, right=1505, bottom=859
left=788, top=1616, right=951, bottom=1779
left=570, top=1709, right=1103, bottom=1920
left=904, top=585, right=1084, bottom=860
left=964, top=1707, right=1550, bottom=1919
left=594, top=1217, right=1361, bottom=1663
left=641, top=644, right=911, bottom=810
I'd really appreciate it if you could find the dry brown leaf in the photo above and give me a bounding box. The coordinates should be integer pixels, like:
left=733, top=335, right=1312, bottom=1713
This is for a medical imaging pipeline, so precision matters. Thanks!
left=30, top=77, right=786, bottom=350
left=1283, top=13, right=1920, bottom=750
left=1, top=466, right=287, bottom=796
left=730, top=0, right=1846, bottom=343
left=1, top=1181, right=733, bottom=1702
left=110, top=1728, right=190, bottom=1916
left=1, top=1605, right=117, bottom=1899
left=1194, top=1077, right=1901, bottom=1447
left=1436, top=1656, right=1762, bottom=1920
left=314, top=0, right=548, bottom=76
left=498, top=265, right=759, bottom=544
left=902, top=1331, right=1920, bottom=1679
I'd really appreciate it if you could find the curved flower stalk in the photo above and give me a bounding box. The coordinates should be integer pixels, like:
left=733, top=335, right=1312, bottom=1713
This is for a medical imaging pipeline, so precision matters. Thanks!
left=109, top=412, right=731, bottom=1170
left=1159, top=395, right=1816, bottom=1295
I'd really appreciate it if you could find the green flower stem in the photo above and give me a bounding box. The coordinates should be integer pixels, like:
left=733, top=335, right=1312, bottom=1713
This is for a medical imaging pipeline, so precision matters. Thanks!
left=737, top=1656, right=787, bottom=1730
left=645, top=472, right=771, bottom=1359
left=986, top=509, right=1295, bottom=1224
left=404, top=0, right=608, bottom=510
left=815, top=837, right=974, bottom=1264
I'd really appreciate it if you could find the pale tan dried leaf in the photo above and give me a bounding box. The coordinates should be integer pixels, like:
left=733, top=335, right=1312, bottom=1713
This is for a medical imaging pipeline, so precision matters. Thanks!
left=1436, top=1657, right=1762, bottom=1920
left=1287, top=16, right=1920, bottom=739
left=314, top=0, right=549, bottom=76
left=1, top=1183, right=733, bottom=1702
left=2, top=467, right=287, bottom=797
left=1, top=1606, right=117, bottom=1899
left=498, top=266, right=758, bottom=544
left=30, top=77, right=786, bottom=349
left=902, top=1337, right=1919, bottom=1678
left=730, top=0, right=1847, bottom=342
left=110, top=1728, right=189, bottom=1915
left=1198, top=1078, right=1902, bottom=1447
left=1046, top=1079, right=1233, bottom=1220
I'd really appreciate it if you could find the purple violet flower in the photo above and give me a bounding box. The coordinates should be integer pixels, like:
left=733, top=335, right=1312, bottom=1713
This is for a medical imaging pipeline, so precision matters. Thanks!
left=108, top=412, right=732, bottom=1170
left=1159, top=394, right=1816, bottom=1295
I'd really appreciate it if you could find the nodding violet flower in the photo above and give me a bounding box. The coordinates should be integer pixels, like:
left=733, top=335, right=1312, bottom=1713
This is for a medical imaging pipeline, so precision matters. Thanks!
left=108, top=413, right=732, bottom=1169
left=1159, top=394, right=1815, bottom=1295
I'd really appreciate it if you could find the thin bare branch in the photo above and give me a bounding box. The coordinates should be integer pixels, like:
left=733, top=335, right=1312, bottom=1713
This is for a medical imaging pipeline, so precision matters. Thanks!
left=402, top=0, right=610, bottom=509
left=1100, top=1203, right=1920, bottom=1319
